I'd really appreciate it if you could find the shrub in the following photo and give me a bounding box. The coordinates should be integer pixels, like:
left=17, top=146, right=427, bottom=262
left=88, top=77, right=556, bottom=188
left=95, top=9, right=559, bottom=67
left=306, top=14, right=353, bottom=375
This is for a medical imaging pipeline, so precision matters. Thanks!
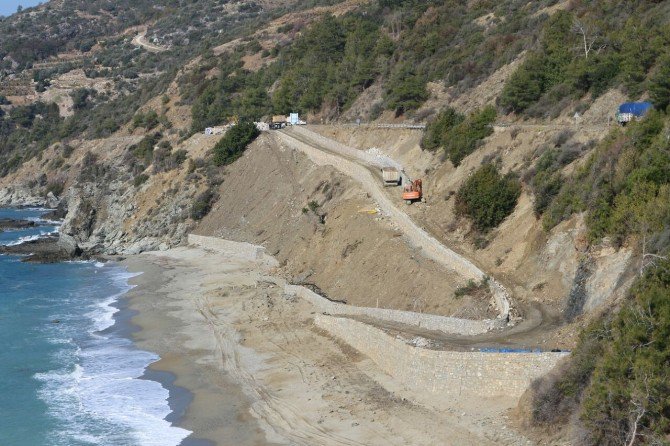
left=308, top=200, right=320, bottom=213
left=530, top=322, right=606, bottom=425
left=133, top=173, right=149, bottom=187
left=649, top=53, right=670, bottom=112
left=579, top=260, right=670, bottom=445
left=531, top=170, right=563, bottom=216
left=61, top=144, right=74, bottom=158
left=421, top=107, right=464, bottom=151
left=499, top=54, right=547, bottom=113
left=130, top=132, right=161, bottom=165
left=454, top=277, right=489, bottom=298
left=45, top=179, right=66, bottom=197
left=455, top=164, right=521, bottom=232
left=212, top=122, right=260, bottom=166
left=531, top=260, right=670, bottom=445
left=190, top=188, right=217, bottom=220
left=132, top=110, right=159, bottom=130
left=443, top=106, right=496, bottom=166
left=385, top=66, right=429, bottom=116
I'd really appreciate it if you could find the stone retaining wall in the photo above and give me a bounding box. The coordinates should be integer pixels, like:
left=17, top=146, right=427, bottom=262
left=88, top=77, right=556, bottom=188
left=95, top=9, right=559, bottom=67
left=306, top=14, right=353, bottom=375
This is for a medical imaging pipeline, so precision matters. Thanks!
left=187, top=234, right=279, bottom=267
left=286, top=284, right=498, bottom=336
left=315, top=315, right=568, bottom=399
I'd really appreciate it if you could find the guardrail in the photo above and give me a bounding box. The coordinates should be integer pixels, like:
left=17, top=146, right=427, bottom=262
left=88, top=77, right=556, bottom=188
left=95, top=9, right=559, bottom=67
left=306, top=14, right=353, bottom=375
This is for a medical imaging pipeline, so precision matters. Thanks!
left=313, top=123, right=426, bottom=130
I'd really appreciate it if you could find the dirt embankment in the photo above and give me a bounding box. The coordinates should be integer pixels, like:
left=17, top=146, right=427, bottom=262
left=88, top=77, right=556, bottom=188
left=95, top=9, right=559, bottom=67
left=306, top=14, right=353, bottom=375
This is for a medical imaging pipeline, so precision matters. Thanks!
left=307, top=122, right=636, bottom=348
left=195, top=132, right=493, bottom=319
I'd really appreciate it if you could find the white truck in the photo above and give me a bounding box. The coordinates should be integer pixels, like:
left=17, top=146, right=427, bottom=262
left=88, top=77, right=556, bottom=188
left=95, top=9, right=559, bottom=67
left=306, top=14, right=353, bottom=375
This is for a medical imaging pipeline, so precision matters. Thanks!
left=381, top=167, right=401, bottom=187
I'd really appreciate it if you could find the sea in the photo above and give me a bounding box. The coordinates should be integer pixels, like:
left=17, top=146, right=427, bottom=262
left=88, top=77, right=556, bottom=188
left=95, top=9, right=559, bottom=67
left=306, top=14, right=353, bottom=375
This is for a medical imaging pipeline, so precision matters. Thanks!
left=0, top=208, right=191, bottom=446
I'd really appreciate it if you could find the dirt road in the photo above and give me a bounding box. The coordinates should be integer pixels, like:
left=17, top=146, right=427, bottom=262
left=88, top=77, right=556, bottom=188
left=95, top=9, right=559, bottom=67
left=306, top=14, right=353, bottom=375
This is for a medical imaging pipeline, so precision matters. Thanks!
left=276, top=127, right=511, bottom=320
left=132, top=31, right=167, bottom=52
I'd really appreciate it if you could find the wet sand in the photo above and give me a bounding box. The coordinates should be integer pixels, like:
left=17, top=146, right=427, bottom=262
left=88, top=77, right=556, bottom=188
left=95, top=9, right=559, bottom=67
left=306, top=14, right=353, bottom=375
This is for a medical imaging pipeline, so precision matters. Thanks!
left=122, top=255, right=271, bottom=446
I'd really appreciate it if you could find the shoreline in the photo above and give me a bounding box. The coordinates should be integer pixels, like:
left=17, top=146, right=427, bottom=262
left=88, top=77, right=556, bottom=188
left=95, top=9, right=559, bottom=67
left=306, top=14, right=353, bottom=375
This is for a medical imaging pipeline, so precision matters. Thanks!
left=117, top=244, right=531, bottom=446
left=122, top=253, right=271, bottom=446
left=110, top=284, right=213, bottom=446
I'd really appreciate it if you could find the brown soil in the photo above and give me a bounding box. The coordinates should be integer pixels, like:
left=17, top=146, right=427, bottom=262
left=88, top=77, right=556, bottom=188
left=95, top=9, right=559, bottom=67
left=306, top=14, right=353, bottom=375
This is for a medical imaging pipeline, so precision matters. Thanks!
left=195, top=132, right=489, bottom=318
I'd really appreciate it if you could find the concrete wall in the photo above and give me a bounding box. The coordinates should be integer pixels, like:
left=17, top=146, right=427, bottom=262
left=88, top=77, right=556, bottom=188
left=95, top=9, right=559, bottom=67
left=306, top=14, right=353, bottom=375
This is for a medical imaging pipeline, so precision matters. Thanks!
left=286, top=284, right=498, bottom=336
left=187, top=234, right=279, bottom=267
left=315, top=315, right=568, bottom=399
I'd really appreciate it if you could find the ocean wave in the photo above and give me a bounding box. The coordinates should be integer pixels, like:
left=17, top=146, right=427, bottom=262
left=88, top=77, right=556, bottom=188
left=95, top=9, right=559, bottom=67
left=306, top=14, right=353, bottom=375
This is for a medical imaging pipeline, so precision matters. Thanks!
left=27, top=216, right=64, bottom=225
left=34, top=264, right=191, bottom=446
left=2, top=228, right=59, bottom=246
left=35, top=342, right=191, bottom=446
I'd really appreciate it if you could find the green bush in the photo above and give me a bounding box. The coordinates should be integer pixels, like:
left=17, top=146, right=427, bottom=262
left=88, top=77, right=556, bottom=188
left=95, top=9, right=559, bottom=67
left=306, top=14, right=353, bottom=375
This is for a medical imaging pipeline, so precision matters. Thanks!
left=190, top=188, right=217, bottom=220
left=454, top=277, right=489, bottom=298
left=499, top=54, right=548, bottom=113
left=421, top=107, right=464, bottom=151
left=543, top=112, right=670, bottom=246
left=579, top=260, right=670, bottom=445
left=455, top=163, right=521, bottom=232
left=649, top=53, right=670, bottom=112
left=384, top=66, right=429, bottom=116
left=443, top=106, right=496, bottom=166
left=132, top=110, right=159, bottom=130
left=500, top=4, right=670, bottom=115
left=212, top=122, right=260, bottom=166
left=133, top=173, right=149, bottom=187
left=130, top=132, right=161, bottom=165
left=420, top=106, right=495, bottom=165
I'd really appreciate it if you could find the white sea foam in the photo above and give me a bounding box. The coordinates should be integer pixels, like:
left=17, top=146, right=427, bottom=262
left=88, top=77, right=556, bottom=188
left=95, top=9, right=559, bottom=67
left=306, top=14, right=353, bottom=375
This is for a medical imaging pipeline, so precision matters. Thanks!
left=27, top=216, right=63, bottom=225
left=35, top=265, right=191, bottom=446
left=2, top=227, right=59, bottom=246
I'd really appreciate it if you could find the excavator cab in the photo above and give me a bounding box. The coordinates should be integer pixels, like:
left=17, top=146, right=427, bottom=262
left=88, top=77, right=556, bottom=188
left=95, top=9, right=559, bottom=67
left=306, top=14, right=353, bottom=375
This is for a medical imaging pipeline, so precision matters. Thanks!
left=402, top=179, right=423, bottom=204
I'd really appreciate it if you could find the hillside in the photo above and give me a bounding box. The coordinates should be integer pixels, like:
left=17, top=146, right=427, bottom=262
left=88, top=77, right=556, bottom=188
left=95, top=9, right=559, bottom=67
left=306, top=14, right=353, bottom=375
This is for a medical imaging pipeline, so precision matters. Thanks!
left=1, top=0, right=669, bottom=444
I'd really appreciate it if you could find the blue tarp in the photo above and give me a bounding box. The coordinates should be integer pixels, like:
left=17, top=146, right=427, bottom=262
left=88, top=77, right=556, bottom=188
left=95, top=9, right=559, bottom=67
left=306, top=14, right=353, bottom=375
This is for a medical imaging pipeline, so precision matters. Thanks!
left=478, top=347, right=570, bottom=353
left=618, top=102, right=653, bottom=116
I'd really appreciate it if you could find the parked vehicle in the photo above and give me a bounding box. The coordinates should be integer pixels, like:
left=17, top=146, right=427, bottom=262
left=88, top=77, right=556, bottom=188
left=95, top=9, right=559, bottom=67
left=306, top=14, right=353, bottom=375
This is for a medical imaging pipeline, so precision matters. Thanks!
left=269, top=115, right=287, bottom=130
left=381, top=167, right=401, bottom=187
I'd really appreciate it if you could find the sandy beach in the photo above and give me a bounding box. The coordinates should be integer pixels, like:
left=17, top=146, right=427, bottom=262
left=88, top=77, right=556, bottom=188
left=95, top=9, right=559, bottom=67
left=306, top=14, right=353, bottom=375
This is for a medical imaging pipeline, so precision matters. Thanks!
left=123, top=245, right=528, bottom=446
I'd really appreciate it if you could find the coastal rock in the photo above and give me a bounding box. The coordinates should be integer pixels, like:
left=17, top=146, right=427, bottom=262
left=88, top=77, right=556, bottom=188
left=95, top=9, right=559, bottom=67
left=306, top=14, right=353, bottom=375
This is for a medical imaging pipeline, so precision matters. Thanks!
left=57, top=233, right=81, bottom=257
left=124, top=239, right=159, bottom=255
left=0, top=236, right=75, bottom=263
left=46, top=192, right=60, bottom=208
left=0, top=187, right=48, bottom=207
left=0, top=219, right=36, bottom=230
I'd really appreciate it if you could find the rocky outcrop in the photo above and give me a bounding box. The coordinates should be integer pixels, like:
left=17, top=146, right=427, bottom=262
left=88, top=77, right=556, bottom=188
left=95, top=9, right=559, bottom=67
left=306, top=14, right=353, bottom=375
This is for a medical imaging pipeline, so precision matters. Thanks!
left=0, top=236, right=75, bottom=263
left=0, top=219, right=36, bottom=229
left=0, top=186, right=52, bottom=208
left=58, top=173, right=196, bottom=256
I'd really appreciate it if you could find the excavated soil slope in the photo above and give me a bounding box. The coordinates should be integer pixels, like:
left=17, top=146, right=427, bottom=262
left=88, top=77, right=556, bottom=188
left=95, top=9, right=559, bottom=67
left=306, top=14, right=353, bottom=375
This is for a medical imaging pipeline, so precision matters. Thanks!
left=308, top=123, right=636, bottom=348
left=195, top=133, right=494, bottom=319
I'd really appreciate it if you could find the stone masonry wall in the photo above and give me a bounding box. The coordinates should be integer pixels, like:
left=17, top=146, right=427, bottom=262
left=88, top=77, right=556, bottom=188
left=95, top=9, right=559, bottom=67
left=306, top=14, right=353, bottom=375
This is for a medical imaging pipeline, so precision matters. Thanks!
left=187, top=234, right=279, bottom=267
left=315, top=314, right=568, bottom=399
left=286, top=284, right=498, bottom=336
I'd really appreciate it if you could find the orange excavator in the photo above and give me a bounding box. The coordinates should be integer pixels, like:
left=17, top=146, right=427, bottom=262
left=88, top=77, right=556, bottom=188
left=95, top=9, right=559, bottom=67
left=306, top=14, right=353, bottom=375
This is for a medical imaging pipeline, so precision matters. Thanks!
left=402, top=179, right=423, bottom=204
